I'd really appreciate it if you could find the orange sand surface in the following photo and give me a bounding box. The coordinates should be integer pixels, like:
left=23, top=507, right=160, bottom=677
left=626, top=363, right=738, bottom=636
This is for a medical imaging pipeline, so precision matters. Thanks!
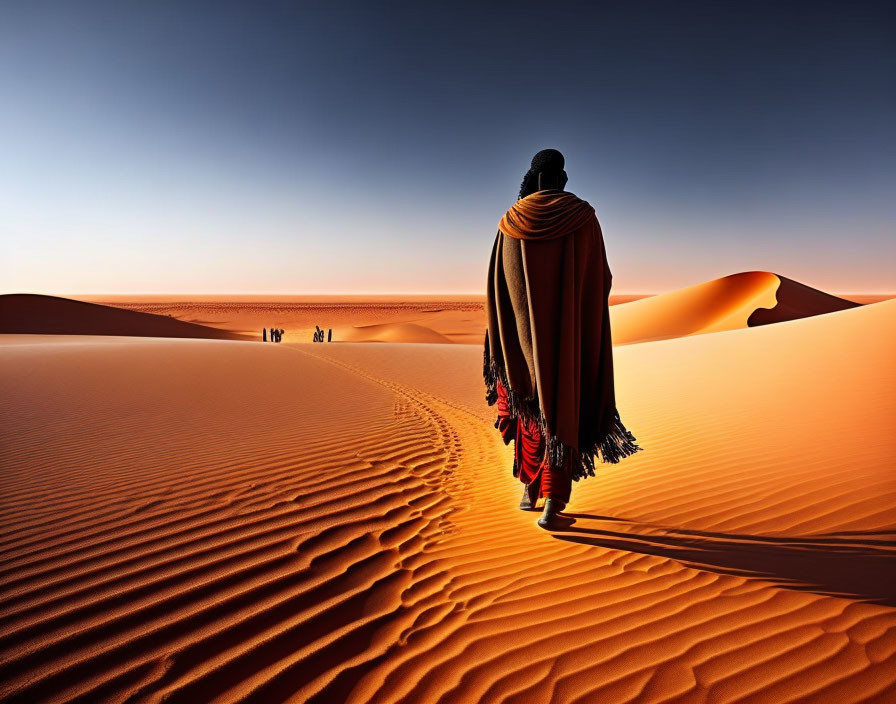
left=1, top=295, right=894, bottom=703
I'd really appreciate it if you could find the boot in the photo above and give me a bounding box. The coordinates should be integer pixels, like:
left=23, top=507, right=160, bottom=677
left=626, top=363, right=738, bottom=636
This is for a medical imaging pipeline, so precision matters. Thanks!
left=519, top=482, right=539, bottom=510
left=537, top=497, right=567, bottom=529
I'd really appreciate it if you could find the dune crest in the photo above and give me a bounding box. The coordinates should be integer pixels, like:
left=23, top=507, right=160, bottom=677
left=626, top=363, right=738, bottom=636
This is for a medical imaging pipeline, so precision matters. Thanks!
left=610, top=271, right=860, bottom=345
left=0, top=294, right=250, bottom=341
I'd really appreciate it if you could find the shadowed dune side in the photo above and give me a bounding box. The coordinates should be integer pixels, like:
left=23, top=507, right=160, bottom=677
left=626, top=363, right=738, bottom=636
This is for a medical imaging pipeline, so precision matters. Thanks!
left=610, top=271, right=860, bottom=345
left=0, top=294, right=251, bottom=341
left=748, top=274, right=861, bottom=326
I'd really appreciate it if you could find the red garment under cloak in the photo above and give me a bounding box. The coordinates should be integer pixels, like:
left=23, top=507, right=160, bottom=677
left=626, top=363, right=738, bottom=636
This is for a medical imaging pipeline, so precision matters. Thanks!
left=494, top=378, right=571, bottom=503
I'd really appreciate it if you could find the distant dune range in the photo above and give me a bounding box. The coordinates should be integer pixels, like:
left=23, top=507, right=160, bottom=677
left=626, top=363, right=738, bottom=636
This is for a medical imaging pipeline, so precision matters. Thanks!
left=4, top=271, right=886, bottom=345
left=1, top=294, right=894, bottom=703
left=0, top=294, right=250, bottom=341
left=81, top=297, right=488, bottom=345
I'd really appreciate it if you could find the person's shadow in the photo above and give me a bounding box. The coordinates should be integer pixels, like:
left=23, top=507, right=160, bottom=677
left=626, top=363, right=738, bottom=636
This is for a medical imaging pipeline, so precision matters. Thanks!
left=550, top=512, right=896, bottom=606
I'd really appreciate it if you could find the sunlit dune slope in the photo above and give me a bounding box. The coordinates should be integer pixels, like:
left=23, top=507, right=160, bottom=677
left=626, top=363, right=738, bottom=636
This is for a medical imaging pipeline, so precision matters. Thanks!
left=0, top=298, right=893, bottom=703
left=581, top=296, right=896, bottom=537
left=610, top=271, right=860, bottom=345
left=0, top=294, right=250, bottom=341
left=335, top=322, right=453, bottom=344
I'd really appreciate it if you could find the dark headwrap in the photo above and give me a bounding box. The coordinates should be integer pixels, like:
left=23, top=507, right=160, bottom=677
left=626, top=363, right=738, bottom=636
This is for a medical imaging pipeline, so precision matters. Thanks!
left=518, top=148, right=569, bottom=199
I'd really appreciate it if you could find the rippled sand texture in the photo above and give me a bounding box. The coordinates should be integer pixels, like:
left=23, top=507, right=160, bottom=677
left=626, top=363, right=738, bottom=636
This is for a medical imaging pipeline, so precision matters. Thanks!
left=1, top=299, right=895, bottom=703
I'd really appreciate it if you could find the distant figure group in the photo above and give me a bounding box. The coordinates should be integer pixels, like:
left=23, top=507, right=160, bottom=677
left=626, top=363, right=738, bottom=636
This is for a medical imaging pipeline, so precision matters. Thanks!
left=263, top=327, right=285, bottom=342
left=313, top=325, right=332, bottom=343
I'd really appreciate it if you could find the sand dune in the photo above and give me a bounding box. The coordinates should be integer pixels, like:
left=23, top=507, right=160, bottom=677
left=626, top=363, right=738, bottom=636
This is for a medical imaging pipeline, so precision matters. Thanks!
left=1, top=298, right=894, bottom=703
left=610, top=271, right=860, bottom=345
left=335, top=322, right=453, bottom=344
left=0, top=294, right=249, bottom=341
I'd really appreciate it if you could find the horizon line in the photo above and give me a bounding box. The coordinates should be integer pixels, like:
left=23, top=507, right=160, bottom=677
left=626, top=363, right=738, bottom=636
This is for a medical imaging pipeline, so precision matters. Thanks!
left=4, top=290, right=896, bottom=297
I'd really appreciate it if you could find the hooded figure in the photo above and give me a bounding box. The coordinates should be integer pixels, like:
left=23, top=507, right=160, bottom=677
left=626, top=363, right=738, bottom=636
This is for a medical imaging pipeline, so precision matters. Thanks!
left=484, top=149, right=642, bottom=528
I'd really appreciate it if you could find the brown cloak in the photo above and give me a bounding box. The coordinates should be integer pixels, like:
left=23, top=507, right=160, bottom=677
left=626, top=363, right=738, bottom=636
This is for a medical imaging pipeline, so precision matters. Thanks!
left=483, top=189, right=642, bottom=481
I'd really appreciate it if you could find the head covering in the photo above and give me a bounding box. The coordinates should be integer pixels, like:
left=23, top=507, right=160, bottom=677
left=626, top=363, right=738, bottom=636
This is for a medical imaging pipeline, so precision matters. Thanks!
left=519, top=148, right=568, bottom=199
left=484, top=189, right=642, bottom=480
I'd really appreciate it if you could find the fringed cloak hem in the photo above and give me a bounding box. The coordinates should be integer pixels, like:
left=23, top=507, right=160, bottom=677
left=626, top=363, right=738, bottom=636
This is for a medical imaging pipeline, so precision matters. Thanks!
left=484, top=346, right=641, bottom=482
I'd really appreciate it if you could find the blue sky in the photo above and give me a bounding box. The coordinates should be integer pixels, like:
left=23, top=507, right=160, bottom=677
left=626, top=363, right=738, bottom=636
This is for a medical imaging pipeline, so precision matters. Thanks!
left=1, top=1, right=894, bottom=294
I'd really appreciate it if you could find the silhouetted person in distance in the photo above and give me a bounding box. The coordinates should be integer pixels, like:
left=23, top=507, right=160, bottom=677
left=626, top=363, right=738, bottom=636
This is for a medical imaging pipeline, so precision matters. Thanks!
left=484, top=149, right=642, bottom=529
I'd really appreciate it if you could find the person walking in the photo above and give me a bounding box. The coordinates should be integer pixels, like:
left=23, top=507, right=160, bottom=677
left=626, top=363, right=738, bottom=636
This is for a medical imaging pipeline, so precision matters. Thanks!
left=484, top=149, right=642, bottom=529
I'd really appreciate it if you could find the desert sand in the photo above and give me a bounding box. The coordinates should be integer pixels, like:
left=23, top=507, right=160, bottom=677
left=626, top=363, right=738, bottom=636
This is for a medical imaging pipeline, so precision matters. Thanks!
left=82, top=295, right=490, bottom=345
left=82, top=294, right=648, bottom=345
left=1, top=280, right=894, bottom=703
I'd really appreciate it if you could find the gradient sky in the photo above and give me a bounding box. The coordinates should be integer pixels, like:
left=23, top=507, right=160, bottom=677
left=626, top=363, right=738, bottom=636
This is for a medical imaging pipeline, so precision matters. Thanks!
left=1, top=1, right=894, bottom=294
